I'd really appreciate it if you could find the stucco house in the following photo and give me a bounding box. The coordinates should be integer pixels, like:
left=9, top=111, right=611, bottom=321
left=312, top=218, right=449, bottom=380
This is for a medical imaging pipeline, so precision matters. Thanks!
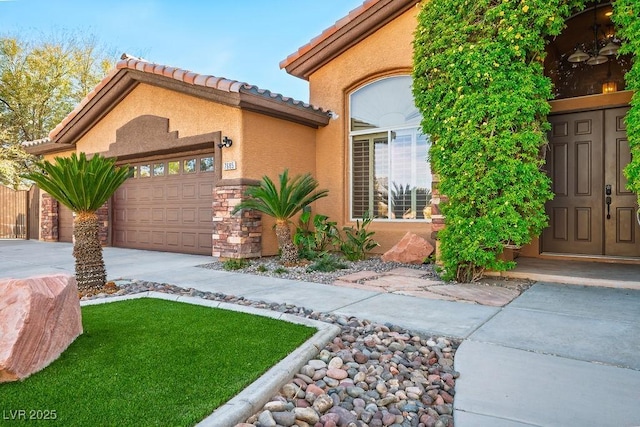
left=24, top=0, right=639, bottom=263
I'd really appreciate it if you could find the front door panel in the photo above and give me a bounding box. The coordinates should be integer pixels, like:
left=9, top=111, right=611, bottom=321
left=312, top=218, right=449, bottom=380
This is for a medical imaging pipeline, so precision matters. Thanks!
left=543, top=110, right=603, bottom=254
left=544, top=107, right=640, bottom=257
left=604, top=107, right=640, bottom=256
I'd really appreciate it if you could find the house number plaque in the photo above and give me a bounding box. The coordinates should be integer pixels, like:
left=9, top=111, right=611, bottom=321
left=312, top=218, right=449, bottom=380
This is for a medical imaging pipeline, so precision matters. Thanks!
left=223, top=161, right=237, bottom=171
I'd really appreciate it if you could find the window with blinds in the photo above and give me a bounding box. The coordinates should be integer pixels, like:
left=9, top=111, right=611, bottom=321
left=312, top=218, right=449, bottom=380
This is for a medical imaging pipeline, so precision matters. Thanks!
left=349, top=76, right=432, bottom=221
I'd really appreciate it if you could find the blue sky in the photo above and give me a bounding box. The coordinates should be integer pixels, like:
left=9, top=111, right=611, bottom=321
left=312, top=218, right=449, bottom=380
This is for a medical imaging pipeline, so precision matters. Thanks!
left=0, top=0, right=365, bottom=102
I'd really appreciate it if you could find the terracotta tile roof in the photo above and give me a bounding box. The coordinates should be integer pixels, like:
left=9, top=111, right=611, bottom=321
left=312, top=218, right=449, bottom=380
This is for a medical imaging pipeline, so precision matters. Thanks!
left=280, top=0, right=381, bottom=71
left=47, top=53, right=330, bottom=142
left=22, top=136, right=50, bottom=148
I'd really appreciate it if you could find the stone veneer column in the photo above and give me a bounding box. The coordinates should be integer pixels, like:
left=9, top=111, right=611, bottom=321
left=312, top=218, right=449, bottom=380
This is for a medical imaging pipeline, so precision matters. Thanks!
left=212, top=179, right=262, bottom=259
left=40, top=194, right=59, bottom=242
left=96, top=203, right=109, bottom=246
left=430, top=173, right=446, bottom=234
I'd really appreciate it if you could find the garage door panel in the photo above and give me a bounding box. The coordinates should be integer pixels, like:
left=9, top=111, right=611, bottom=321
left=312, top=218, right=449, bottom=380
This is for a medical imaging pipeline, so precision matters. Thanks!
left=167, top=185, right=179, bottom=199
left=198, top=207, right=211, bottom=224
left=183, top=208, right=196, bottom=223
left=137, top=230, right=150, bottom=244
left=113, top=154, right=214, bottom=255
left=152, top=231, right=164, bottom=245
left=114, top=208, right=126, bottom=222
left=182, top=233, right=196, bottom=248
left=199, top=182, right=213, bottom=197
left=167, top=232, right=179, bottom=247
left=138, top=208, right=151, bottom=223
left=182, top=183, right=197, bottom=199
left=199, top=233, right=212, bottom=250
left=152, top=209, right=164, bottom=222
left=166, top=208, right=179, bottom=222
left=152, top=186, right=164, bottom=199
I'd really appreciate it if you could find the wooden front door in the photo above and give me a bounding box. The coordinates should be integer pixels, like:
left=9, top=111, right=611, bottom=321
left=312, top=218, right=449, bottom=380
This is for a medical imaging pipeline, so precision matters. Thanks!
left=543, top=107, right=640, bottom=256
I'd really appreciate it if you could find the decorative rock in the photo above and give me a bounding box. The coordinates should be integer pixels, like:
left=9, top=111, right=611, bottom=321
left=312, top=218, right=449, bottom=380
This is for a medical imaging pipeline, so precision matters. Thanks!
left=0, top=274, right=82, bottom=382
left=272, top=411, right=296, bottom=426
left=326, top=368, right=348, bottom=380
left=328, top=356, right=344, bottom=369
left=258, top=410, right=276, bottom=427
left=312, top=393, right=334, bottom=413
left=294, top=407, right=320, bottom=425
left=308, top=359, right=327, bottom=370
left=306, top=384, right=325, bottom=396
left=381, top=232, right=434, bottom=264
left=328, top=406, right=357, bottom=425
left=264, top=401, right=289, bottom=412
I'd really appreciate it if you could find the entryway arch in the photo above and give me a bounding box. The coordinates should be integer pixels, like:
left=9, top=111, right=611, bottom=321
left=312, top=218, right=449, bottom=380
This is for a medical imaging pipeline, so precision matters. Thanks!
left=542, top=1, right=640, bottom=258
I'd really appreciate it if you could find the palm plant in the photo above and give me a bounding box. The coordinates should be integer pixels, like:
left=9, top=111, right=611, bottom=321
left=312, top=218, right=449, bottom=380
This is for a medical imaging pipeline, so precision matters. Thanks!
left=24, top=152, right=130, bottom=292
left=232, top=170, right=328, bottom=264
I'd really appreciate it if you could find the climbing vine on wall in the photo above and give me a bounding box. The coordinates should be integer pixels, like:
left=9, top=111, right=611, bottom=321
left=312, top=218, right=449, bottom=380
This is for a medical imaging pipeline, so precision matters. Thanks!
left=412, top=0, right=591, bottom=282
left=614, top=0, right=640, bottom=205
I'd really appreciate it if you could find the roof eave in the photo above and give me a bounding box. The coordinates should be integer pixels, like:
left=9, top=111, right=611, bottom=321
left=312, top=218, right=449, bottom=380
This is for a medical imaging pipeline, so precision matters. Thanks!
left=281, top=0, right=418, bottom=80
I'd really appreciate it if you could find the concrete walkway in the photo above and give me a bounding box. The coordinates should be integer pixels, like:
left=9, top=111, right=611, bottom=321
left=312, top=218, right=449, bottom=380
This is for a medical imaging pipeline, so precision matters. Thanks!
left=1, top=240, right=639, bottom=426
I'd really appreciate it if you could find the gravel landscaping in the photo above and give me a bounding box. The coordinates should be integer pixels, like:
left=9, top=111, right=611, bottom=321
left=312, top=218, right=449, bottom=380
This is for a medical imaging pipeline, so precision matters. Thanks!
left=198, top=256, right=440, bottom=285
left=84, top=280, right=459, bottom=427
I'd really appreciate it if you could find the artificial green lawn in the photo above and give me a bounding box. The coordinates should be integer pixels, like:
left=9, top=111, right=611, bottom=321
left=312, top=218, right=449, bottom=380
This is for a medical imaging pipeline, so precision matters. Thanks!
left=1, top=298, right=315, bottom=426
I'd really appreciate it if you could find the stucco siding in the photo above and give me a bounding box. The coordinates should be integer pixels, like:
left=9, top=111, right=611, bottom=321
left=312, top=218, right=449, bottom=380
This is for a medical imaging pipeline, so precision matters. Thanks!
left=308, top=8, right=433, bottom=252
left=75, top=84, right=242, bottom=156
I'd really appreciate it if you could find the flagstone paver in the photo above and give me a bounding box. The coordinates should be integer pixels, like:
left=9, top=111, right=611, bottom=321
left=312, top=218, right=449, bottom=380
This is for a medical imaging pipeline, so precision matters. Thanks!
left=429, top=284, right=520, bottom=307
left=337, top=271, right=381, bottom=282
left=393, top=289, right=457, bottom=301
left=383, top=267, right=432, bottom=278
left=333, top=269, right=524, bottom=307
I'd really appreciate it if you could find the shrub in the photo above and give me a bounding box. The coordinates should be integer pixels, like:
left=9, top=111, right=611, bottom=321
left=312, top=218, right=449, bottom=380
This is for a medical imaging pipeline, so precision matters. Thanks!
left=273, top=267, right=288, bottom=274
left=293, top=211, right=341, bottom=260
left=339, top=213, right=379, bottom=261
left=222, top=258, right=249, bottom=271
left=306, top=253, right=348, bottom=273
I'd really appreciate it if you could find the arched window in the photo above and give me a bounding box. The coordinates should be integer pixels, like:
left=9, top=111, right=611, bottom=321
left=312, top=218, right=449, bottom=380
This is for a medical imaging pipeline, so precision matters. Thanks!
left=349, top=75, right=431, bottom=221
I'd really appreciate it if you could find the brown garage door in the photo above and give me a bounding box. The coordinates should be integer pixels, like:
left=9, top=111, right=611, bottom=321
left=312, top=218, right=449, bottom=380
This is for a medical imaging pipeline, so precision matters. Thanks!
left=113, top=154, right=215, bottom=255
left=59, top=204, right=74, bottom=243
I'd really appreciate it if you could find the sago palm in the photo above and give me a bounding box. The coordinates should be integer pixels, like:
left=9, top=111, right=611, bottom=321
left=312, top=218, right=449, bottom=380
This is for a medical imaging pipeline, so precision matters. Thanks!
left=24, top=152, right=130, bottom=292
left=232, top=170, right=328, bottom=263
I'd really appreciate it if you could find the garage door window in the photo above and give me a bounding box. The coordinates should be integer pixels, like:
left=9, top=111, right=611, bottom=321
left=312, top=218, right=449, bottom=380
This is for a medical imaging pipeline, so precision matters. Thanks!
left=140, top=165, right=151, bottom=177
left=153, top=163, right=165, bottom=176
left=184, top=159, right=196, bottom=173
left=168, top=161, right=180, bottom=175
left=200, top=157, right=214, bottom=172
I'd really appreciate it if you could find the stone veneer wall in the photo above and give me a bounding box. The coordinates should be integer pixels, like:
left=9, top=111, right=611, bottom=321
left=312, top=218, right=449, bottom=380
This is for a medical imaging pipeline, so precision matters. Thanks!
left=430, top=174, right=445, bottom=235
left=40, top=194, right=58, bottom=242
left=96, top=203, right=109, bottom=246
left=212, top=179, right=262, bottom=259
left=39, top=194, right=109, bottom=245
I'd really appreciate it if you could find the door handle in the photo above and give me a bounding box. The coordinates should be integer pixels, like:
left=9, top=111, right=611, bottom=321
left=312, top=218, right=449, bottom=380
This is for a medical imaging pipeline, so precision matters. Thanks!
left=605, top=184, right=612, bottom=220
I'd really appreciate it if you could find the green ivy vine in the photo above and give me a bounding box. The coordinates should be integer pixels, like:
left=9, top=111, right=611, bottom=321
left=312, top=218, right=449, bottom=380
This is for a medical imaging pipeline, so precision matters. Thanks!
left=615, top=0, right=640, bottom=203
left=412, top=0, right=592, bottom=282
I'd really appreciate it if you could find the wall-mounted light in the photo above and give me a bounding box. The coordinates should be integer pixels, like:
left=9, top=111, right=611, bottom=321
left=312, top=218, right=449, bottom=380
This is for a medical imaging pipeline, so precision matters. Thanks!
left=218, top=136, right=232, bottom=149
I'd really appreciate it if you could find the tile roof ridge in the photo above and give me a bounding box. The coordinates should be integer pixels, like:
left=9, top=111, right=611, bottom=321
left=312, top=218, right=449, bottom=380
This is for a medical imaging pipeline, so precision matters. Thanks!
left=21, top=136, right=51, bottom=147
left=47, top=53, right=331, bottom=141
left=117, top=53, right=245, bottom=93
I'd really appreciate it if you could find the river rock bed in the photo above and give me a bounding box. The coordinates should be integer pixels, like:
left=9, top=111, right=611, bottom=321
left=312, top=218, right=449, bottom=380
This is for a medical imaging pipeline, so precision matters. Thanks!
left=197, top=256, right=440, bottom=285
left=84, top=281, right=459, bottom=427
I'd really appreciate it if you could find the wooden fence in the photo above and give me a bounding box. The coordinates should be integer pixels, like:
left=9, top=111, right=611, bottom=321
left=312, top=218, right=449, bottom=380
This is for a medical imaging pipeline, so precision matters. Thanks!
left=0, top=185, right=39, bottom=239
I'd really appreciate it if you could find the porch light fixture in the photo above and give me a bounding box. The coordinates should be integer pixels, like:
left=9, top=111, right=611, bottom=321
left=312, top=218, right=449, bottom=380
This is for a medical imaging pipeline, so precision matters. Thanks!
left=567, top=4, right=619, bottom=66
left=218, top=136, right=232, bottom=149
left=602, top=80, right=618, bottom=93
left=602, top=60, right=618, bottom=93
